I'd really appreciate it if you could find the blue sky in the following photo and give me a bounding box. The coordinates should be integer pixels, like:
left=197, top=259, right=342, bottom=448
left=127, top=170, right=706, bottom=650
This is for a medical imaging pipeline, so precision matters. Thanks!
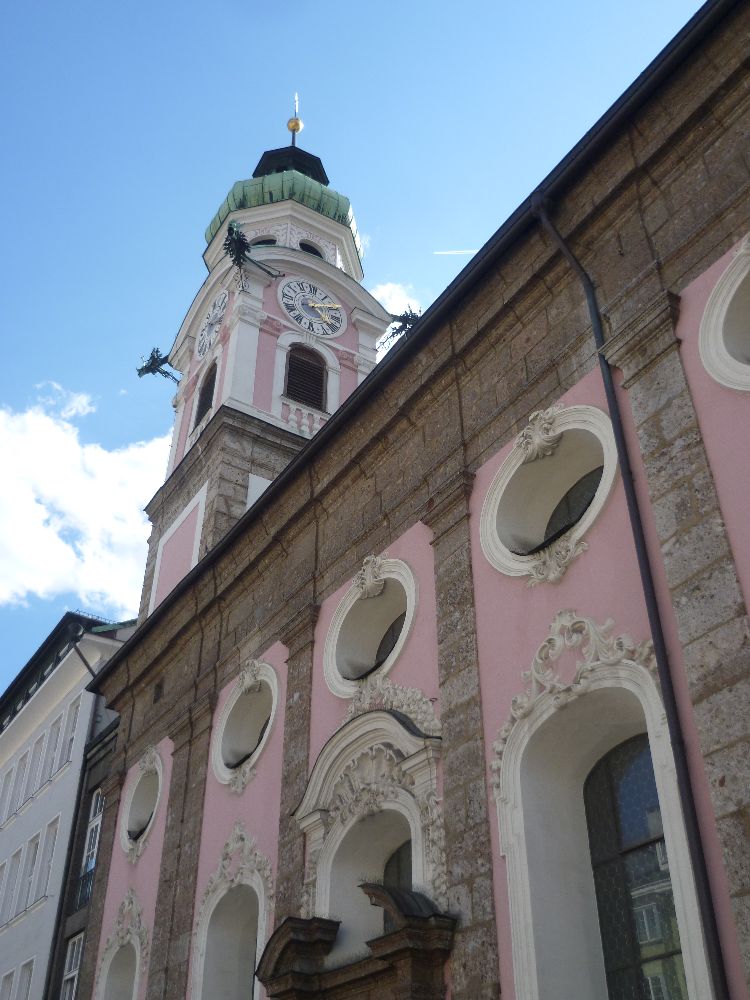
left=0, top=0, right=705, bottom=687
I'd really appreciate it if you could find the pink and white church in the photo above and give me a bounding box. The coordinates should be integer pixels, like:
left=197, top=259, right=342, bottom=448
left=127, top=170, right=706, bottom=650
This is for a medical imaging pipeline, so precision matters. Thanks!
left=79, top=6, right=750, bottom=999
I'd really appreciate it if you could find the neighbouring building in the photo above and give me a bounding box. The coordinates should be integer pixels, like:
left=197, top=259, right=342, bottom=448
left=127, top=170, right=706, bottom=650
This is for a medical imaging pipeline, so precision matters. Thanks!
left=0, top=614, right=133, bottom=1000
left=76, top=0, right=750, bottom=998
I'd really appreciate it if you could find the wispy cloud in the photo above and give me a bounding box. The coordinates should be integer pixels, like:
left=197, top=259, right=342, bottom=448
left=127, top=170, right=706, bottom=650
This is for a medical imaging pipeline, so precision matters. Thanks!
left=0, top=390, right=170, bottom=618
left=34, top=381, right=96, bottom=419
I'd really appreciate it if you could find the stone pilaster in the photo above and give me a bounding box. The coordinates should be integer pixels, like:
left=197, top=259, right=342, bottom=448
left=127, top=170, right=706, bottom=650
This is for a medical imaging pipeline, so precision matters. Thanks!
left=145, top=694, right=215, bottom=1000
left=76, top=761, right=125, bottom=1000
left=275, top=603, right=319, bottom=921
left=421, top=470, right=501, bottom=1000
left=603, top=291, right=750, bottom=982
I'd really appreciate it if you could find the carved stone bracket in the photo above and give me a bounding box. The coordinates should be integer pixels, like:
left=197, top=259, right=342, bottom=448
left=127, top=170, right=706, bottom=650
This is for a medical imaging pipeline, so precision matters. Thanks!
left=491, top=611, right=655, bottom=793
left=343, top=675, right=441, bottom=737
left=601, top=290, right=680, bottom=388
left=516, top=405, right=564, bottom=462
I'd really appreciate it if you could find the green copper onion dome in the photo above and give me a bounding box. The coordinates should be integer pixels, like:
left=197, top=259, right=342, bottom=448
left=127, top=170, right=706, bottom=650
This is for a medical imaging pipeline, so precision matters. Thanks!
left=205, top=145, right=362, bottom=259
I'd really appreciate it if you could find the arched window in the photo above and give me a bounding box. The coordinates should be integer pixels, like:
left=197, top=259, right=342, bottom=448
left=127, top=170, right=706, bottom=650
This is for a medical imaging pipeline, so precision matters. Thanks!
left=299, top=240, right=323, bottom=258
left=251, top=237, right=277, bottom=247
left=201, top=884, right=259, bottom=1000
left=584, top=735, right=686, bottom=1000
left=194, top=363, right=217, bottom=428
left=285, top=346, right=326, bottom=411
left=102, top=943, right=137, bottom=1000
left=328, top=809, right=412, bottom=958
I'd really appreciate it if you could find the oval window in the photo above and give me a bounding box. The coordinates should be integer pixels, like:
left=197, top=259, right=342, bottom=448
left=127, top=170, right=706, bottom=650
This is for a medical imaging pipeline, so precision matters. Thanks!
left=126, top=771, right=158, bottom=842
left=337, top=579, right=408, bottom=682
left=498, top=428, right=605, bottom=556
left=221, top=683, right=273, bottom=770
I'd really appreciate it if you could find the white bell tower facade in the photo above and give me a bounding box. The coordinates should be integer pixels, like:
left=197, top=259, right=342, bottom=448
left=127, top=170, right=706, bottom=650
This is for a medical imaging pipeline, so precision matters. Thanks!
left=139, top=140, right=391, bottom=619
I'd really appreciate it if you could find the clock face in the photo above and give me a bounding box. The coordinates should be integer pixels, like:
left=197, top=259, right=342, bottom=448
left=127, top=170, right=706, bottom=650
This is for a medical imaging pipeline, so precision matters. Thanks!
left=279, top=279, right=345, bottom=338
left=197, top=290, right=229, bottom=359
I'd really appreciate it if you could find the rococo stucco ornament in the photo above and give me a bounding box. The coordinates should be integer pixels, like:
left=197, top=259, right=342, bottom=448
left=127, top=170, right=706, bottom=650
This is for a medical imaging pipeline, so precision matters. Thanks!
left=343, top=675, right=441, bottom=737
left=526, top=535, right=588, bottom=587
left=138, top=745, right=160, bottom=777
left=328, top=744, right=410, bottom=825
left=95, top=889, right=149, bottom=999
left=354, top=555, right=386, bottom=599
left=198, top=822, right=274, bottom=917
left=491, top=611, right=655, bottom=792
left=239, top=658, right=262, bottom=694
left=516, top=405, right=564, bottom=462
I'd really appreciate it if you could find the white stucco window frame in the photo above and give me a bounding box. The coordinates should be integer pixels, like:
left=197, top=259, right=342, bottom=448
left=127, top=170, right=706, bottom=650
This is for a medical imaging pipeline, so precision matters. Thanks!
left=119, top=746, right=163, bottom=865
left=323, top=556, right=418, bottom=699
left=190, top=822, right=274, bottom=1000
left=479, top=404, right=617, bottom=586
left=94, top=890, right=148, bottom=1000
left=492, top=611, right=715, bottom=1000
left=699, top=233, right=750, bottom=391
left=148, top=482, right=208, bottom=615
left=296, top=711, right=446, bottom=926
left=272, top=331, right=341, bottom=420
left=210, top=659, right=279, bottom=794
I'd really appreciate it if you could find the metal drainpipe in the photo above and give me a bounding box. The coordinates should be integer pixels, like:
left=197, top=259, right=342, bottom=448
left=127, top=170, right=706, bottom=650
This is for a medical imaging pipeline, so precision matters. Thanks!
left=531, top=192, right=730, bottom=1000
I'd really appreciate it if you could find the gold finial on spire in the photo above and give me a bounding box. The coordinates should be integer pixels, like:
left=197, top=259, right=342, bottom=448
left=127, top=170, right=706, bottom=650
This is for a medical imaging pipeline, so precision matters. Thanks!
left=287, top=93, right=304, bottom=147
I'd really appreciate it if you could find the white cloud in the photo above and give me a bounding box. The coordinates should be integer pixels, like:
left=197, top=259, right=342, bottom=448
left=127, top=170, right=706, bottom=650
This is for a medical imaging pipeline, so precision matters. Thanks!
left=0, top=394, right=170, bottom=619
left=34, top=380, right=97, bottom=419
left=369, top=282, right=422, bottom=318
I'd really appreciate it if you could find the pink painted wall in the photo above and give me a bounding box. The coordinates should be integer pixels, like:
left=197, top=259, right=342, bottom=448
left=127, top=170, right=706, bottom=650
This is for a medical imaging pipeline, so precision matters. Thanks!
left=308, top=521, right=440, bottom=765
left=95, top=737, right=174, bottom=999
left=152, top=503, right=200, bottom=609
left=469, top=361, right=744, bottom=996
left=187, top=641, right=288, bottom=998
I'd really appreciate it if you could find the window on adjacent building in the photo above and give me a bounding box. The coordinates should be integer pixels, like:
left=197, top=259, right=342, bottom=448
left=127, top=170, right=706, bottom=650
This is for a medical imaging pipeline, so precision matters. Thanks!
left=25, top=736, right=45, bottom=801
left=15, top=961, right=33, bottom=1000
left=194, top=362, right=217, bottom=428
left=83, top=789, right=104, bottom=873
left=62, top=698, right=81, bottom=764
left=62, top=934, right=84, bottom=1000
left=0, top=972, right=14, bottom=1000
left=0, top=770, right=13, bottom=824
left=37, top=818, right=59, bottom=899
left=17, top=836, right=39, bottom=913
left=2, top=850, right=21, bottom=924
left=10, top=754, right=28, bottom=816
left=43, top=718, right=62, bottom=782
left=285, top=345, right=326, bottom=411
left=584, top=735, right=685, bottom=1000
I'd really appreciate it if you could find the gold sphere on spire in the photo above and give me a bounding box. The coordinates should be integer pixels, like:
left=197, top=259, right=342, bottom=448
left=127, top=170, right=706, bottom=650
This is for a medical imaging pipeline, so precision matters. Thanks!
left=287, top=115, right=303, bottom=135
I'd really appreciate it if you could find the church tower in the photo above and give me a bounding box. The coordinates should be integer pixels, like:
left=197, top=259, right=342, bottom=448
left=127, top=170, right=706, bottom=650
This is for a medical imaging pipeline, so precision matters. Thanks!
left=139, top=117, right=392, bottom=618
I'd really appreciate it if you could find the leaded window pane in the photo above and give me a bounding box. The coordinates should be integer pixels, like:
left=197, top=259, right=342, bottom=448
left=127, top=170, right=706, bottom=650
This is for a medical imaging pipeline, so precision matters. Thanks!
left=584, top=735, right=687, bottom=1000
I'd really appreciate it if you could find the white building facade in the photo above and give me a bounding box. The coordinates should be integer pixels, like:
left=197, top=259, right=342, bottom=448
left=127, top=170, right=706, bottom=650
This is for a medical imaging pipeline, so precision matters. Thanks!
left=0, top=614, right=132, bottom=1000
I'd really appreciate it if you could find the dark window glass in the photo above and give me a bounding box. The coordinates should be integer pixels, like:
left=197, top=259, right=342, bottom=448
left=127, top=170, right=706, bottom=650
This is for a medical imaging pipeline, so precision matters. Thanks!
left=383, top=839, right=411, bottom=933
left=285, top=346, right=326, bottom=410
left=194, top=363, right=217, bottom=428
left=584, top=735, right=686, bottom=1000
left=299, top=241, right=323, bottom=258
left=252, top=238, right=276, bottom=247
left=514, top=465, right=604, bottom=556
left=373, top=612, right=406, bottom=670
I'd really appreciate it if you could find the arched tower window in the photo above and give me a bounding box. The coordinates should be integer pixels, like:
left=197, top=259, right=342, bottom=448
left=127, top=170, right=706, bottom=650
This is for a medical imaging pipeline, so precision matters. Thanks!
left=299, top=240, right=323, bottom=258
left=194, top=362, right=217, bottom=428
left=584, top=734, right=686, bottom=1000
left=285, top=346, right=326, bottom=411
